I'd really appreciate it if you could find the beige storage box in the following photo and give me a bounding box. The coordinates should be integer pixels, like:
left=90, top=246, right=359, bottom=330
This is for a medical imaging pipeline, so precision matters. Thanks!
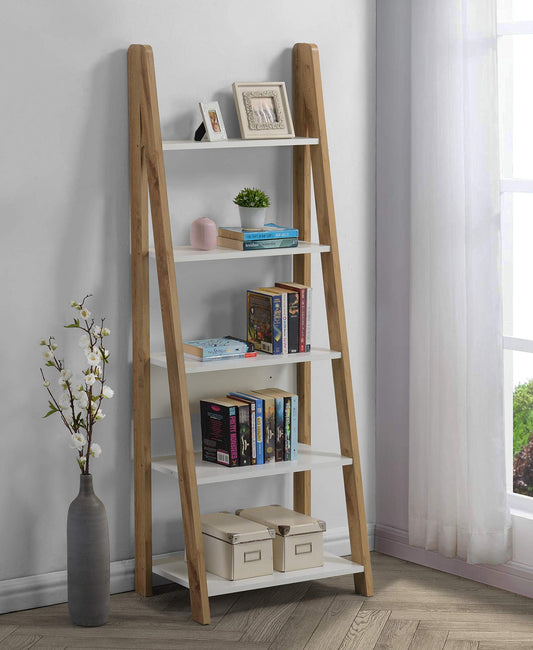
left=236, top=505, right=326, bottom=572
left=201, top=512, right=275, bottom=581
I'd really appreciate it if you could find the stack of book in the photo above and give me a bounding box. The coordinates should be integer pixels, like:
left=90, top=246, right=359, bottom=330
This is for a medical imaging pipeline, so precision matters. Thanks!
left=247, top=283, right=312, bottom=355
left=183, top=336, right=256, bottom=362
left=200, top=388, right=298, bottom=467
left=217, top=224, right=299, bottom=251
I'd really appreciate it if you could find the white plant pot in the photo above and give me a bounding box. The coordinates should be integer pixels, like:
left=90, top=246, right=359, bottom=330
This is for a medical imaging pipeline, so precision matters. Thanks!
left=239, top=206, right=267, bottom=230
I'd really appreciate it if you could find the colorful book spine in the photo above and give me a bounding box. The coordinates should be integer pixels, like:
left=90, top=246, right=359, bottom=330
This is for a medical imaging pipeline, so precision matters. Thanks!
left=228, top=394, right=257, bottom=465
left=247, top=290, right=283, bottom=355
left=275, top=283, right=311, bottom=352
left=249, top=391, right=275, bottom=463
left=200, top=400, right=238, bottom=467
left=229, top=391, right=263, bottom=465
left=283, top=396, right=291, bottom=461
left=284, top=290, right=299, bottom=353
left=272, top=394, right=285, bottom=462
left=289, top=394, right=298, bottom=460
left=236, top=402, right=252, bottom=466
left=304, top=287, right=312, bottom=352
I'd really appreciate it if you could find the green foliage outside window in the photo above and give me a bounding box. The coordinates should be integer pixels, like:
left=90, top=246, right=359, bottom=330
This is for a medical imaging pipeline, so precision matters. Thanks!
left=513, top=379, right=533, bottom=496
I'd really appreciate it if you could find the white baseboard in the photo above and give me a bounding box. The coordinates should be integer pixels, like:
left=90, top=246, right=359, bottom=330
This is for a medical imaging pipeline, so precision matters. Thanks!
left=375, top=523, right=533, bottom=599
left=0, top=559, right=135, bottom=616
left=0, top=524, right=374, bottom=615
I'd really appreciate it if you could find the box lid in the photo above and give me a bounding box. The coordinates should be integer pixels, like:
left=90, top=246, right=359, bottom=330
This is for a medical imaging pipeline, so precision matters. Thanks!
left=201, top=512, right=275, bottom=545
left=236, top=505, right=326, bottom=537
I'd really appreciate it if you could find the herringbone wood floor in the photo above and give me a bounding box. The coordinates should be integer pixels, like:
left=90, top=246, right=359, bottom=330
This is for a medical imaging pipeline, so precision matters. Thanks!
left=1, top=553, right=532, bottom=649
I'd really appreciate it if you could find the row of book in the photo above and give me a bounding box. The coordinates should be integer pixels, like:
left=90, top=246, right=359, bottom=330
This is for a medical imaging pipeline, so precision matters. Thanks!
left=247, top=283, right=312, bottom=355
left=201, top=388, right=298, bottom=467
left=217, top=223, right=299, bottom=251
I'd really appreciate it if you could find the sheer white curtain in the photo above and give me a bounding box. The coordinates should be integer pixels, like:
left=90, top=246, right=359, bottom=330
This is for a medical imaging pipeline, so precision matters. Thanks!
left=409, top=0, right=512, bottom=564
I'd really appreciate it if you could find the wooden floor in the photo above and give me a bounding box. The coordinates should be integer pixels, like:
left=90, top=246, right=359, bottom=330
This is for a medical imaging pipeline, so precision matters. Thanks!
left=1, top=553, right=532, bottom=649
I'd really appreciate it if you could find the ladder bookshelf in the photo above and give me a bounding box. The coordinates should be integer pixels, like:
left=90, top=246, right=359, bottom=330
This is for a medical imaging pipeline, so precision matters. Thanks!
left=128, top=42, right=373, bottom=625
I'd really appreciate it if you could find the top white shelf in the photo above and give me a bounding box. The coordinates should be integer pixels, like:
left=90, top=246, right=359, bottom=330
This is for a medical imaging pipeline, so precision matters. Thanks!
left=162, top=137, right=319, bottom=151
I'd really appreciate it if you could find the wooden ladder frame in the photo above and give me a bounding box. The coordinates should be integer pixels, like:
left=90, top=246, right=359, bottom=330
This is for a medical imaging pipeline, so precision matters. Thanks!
left=129, top=42, right=373, bottom=626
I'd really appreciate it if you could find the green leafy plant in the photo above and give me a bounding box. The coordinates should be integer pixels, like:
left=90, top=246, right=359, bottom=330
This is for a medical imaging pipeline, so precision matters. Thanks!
left=233, top=187, right=270, bottom=208
left=513, top=379, right=533, bottom=455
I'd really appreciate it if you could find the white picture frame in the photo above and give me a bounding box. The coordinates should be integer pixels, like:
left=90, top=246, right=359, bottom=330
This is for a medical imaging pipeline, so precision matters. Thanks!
left=199, top=101, right=228, bottom=142
left=232, top=82, right=295, bottom=140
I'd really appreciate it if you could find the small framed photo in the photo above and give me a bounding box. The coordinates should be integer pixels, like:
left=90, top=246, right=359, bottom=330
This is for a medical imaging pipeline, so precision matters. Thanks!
left=199, top=101, right=227, bottom=141
left=232, top=82, right=295, bottom=140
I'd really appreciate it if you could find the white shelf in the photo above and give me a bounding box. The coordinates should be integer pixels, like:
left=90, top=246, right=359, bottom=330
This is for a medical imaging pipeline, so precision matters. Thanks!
left=162, top=137, right=319, bottom=151
left=151, top=346, right=341, bottom=375
left=149, top=241, right=330, bottom=263
left=152, top=443, right=352, bottom=486
left=152, top=551, right=363, bottom=597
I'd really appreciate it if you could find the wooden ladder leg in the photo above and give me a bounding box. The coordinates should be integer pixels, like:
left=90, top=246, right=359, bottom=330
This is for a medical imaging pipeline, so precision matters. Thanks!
left=292, top=44, right=312, bottom=516
left=294, top=43, right=374, bottom=596
left=135, top=45, right=211, bottom=624
left=129, top=45, right=152, bottom=598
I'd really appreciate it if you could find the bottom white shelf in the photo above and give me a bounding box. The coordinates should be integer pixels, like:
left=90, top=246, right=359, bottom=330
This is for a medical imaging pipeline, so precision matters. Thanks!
left=152, top=551, right=364, bottom=597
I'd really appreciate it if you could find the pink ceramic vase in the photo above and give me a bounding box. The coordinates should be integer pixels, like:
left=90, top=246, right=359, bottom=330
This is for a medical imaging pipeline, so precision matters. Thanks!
left=190, top=217, right=217, bottom=250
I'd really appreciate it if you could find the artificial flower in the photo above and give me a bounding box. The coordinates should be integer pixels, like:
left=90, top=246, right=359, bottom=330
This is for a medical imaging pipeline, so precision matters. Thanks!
left=78, top=334, right=90, bottom=349
left=85, top=373, right=96, bottom=386
left=102, top=327, right=110, bottom=336
left=42, top=349, right=54, bottom=362
left=71, top=432, right=86, bottom=450
left=59, top=391, right=71, bottom=409
left=80, top=308, right=91, bottom=319
left=93, top=325, right=101, bottom=337
left=77, top=391, right=89, bottom=409
left=90, top=443, right=102, bottom=458
left=86, top=350, right=101, bottom=367
left=102, top=385, right=114, bottom=399
left=94, top=409, right=105, bottom=421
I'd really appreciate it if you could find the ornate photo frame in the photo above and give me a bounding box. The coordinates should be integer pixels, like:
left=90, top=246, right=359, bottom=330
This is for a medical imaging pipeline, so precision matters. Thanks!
left=233, top=82, right=295, bottom=140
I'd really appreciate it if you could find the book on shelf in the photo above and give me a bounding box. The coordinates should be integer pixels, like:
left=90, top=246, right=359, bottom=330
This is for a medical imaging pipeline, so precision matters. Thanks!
left=262, top=388, right=298, bottom=460
left=257, top=389, right=285, bottom=462
left=275, top=282, right=312, bottom=352
left=201, top=397, right=253, bottom=467
left=247, top=390, right=276, bottom=463
left=217, top=236, right=298, bottom=251
left=200, top=398, right=239, bottom=467
left=234, top=400, right=252, bottom=466
left=183, top=337, right=256, bottom=361
left=228, top=394, right=257, bottom=465
left=218, top=223, right=299, bottom=241
left=258, top=286, right=301, bottom=354
left=247, top=289, right=283, bottom=355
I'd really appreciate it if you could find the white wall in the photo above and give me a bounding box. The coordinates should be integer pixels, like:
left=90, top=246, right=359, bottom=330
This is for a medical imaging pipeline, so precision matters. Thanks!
left=0, top=0, right=376, bottom=601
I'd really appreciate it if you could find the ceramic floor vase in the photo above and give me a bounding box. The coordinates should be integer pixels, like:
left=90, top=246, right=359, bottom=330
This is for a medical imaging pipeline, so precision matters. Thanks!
left=67, top=473, right=110, bottom=626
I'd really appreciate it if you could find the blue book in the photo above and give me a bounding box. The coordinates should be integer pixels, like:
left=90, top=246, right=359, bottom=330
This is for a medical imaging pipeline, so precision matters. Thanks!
left=219, top=223, right=299, bottom=241
left=228, top=391, right=264, bottom=464
left=183, top=337, right=249, bottom=360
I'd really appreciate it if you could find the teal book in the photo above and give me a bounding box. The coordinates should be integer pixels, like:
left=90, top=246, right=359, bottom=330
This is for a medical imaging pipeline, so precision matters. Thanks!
left=218, top=223, right=298, bottom=241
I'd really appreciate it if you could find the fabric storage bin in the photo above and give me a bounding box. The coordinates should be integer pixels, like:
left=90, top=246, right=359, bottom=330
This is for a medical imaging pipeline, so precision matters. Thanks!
left=236, top=505, right=326, bottom=572
left=200, top=512, right=275, bottom=580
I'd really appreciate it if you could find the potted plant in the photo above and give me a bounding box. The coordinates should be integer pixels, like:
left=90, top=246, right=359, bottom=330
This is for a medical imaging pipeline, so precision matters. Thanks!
left=233, top=187, right=270, bottom=229
left=40, top=295, right=113, bottom=627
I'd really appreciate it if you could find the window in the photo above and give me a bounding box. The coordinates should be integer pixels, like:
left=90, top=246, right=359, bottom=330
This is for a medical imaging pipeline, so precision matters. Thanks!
left=498, top=0, right=533, bottom=508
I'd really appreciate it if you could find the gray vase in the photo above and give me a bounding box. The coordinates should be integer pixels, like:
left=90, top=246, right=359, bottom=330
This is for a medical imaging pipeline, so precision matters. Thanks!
left=67, top=473, right=110, bottom=626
